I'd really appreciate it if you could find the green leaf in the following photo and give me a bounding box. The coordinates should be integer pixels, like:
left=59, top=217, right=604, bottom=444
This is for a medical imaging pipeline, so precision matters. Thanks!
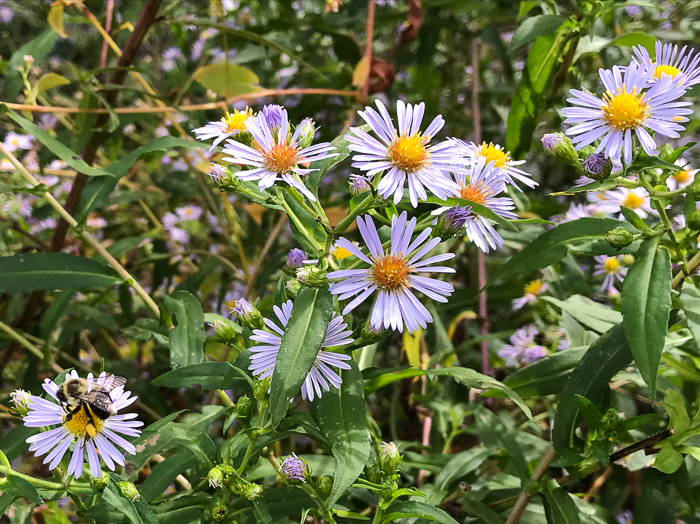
left=489, top=218, right=631, bottom=285
left=270, top=286, right=333, bottom=426
left=381, top=501, right=460, bottom=524
left=307, top=127, right=359, bottom=193
left=77, top=136, right=203, bottom=222
left=680, top=280, right=700, bottom=350
left=168, top=425, right=218, bottom=470
left=574, top=394, right=603, bottom=429
left=609, top=31, right=657, bottom=53
left=552, top=324, right=632, bottom=451
left=101, top=479, right=158, bottom=524
left=0, top=425, right=34, bottom=460
left=0, top=253, right=122, bottom=292
left=653, top=441, right=684, bottom=474
left=505, top=27, right=574, bottom=159
left=193, top=62, right=260, bottom=97
left=35, top=72, right=70, bottom=94
left=5, top=29, right=58, bottom=101
left=426, top=196, right=518, bottom=232
left=544, top=295, right=622, bottom=333
left=621, top=238, right=671, bottom=398
left=139, top=449, right=198, bottom=501
left=1, top=106, right=112, bottom=177
left=3, top=475, right=42, bottom=505
left=508, top=15, right=567, bottom=54
left=541, top=480, right=581, bottom=524
left=163, top=291, right=206, bottom=369
left=152, top=494, right=211, bottom=523
left=620, top=206, right=651, bottom=231
left=627, top=154, right=683, bottom=173
left=434, top=448, right=491, bottom=491
left=664, top=389, right=690, bottom=435
left=0, top=183, right=48, bottom=195
left=152, top=362, right=250, bottom=390
left=309, top=360, right=370, bottom=504
left=283, top=191, right=327, bottom=253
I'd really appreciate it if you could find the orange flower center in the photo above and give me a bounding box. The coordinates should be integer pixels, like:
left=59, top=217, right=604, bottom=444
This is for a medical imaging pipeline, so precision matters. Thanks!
left=372, top=255, right=411, bottom=290
left=263, top=144, right=299, bottom=174
left=389, top=134, right=429, bottom=172
left=459, top=181, right=491, bottom=205
left=673, top=170, right=690, bottom=183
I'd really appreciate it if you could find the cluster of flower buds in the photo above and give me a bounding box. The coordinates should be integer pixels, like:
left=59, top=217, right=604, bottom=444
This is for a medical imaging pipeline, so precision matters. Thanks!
left=207, top=463, right=263, bottom=501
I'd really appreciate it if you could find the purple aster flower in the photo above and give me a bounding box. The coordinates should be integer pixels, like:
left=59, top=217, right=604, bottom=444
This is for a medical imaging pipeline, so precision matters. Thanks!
left=0, top=6, right=13, bottom=23
left=593, top=255, right=627, bottom=293
left=23, top=371, right=142, bottom=478
left=458, top=140, right=537, bottom=190
left=498, top=325, right=546, bottom=368
left=598, top=187, right=653, bottom=218
left=583, top=153, right=610, bottom=177
left=560, top=203, right=593, bottom=223
left=193, top=107, right=254, bottom=150
left=624, top=6, right=642, bottom=16
left=441, top=205, right=471, bottom=230
left=562, top=62, right=692, bottom=165
left=328, top=211, right=455, bottom=333
left=286, top=248, right=306, bottom=268
left=4, top=132, right=34, bottom=152
left=667, top=157, right=698, bottom=190
left=541, top=133, right=563, bottom=153
left=262, top=104, right=285, bottom=129
left=248, top=301, right=353, bottom=401
left=346, top=99, right=462, bottom=207
left=632, top=42, right=700, bottom=89
left=350, top=174, right=371, bottom=194
left=176, top=205, right=202, bottom=221
left=511, top=279, right=548, bottom=310
left=616, top=510, right=633, bottom=524
left=279, top=453, right=308, bottom=482
left=221, top=109, right=337, bottom=202
left=209, top=163, right=225, bottom=183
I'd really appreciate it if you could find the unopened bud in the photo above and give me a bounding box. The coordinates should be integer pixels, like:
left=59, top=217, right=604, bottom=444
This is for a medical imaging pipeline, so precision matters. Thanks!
left=208, top=163, right=226, bottom=184
left=622, top=254, right=635, bottom=267
left=118, top=482, right=139, bottom=502
left=365, top=463, right=382, bottom=484
left=583, top=153, right=612, bottom=181
left=211, top=504, right=229, bottom=521
left=235, top=395, right=253, bottom=421
left=296, top=266, right=328, bottom=287
left=434, top=206, right=471, bottom=240
left=210, top=319, right=239, bottom=345
left=208, top=465, right=225, bottom=488
left=658, top=143, right=675, bottom=163
left=231, top=298, right=264, bottom=330
left=253, top=376, right=271, bottom=401
left=687, top=211, right=700, bottom=231
left=89, top=471, right=110, bottom=492
left=605, top=227, right=634, bottom=249
left=23, top=55, right=34, bottom=65
left=378, top=441, right=402, bottom=475
left=287, top=248, right=307, bottom=268
left=279, top=453, right=309, bottom=484
left=298, top=118, right=317, bottom=149
left=361, top=322, right=385, bottom=341
left=317, top=475, right=333, bottom=496
left=240, top=481, right=263, bottom=501
left=541, top=133, right=578, bottom=165
left=285, top=279, right=301, bottom=299
left=10, top=389, right=31, bottom=416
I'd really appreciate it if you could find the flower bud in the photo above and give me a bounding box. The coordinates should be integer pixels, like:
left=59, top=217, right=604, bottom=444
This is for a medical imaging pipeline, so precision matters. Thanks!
left=235, top=395, right=253, bottom=421
left=296, top=266, right=328, bottom=287
left=208, top=465, right=225, bottom=488
left=378, top=442, right=402, bottom=475
left=360, top=322, right=385, bottom=341
left=23, top=54, right=34, bottom=66
left=297, top=118, right=317, bottom=149
left=117, top=482, right=140, bottom=502
left=285, top=279, right=301, bottom=299
left=262, top=104, right=284, bottom=131
left=605, top=227, right=634, bottom=249
left=253, top=376, right=271, bottom=401
left=541, top=133, right=578, bottom=165
left=622, top=254, right=635, bottom=267
left=658, top=143, right=675, bottom=163
left=687, top=211, right=700, bottom=231
left=240, top=481, right=263, bottom=501
left=350, top=174, right=371, bottom=195
left=433, top=206, right=471, bottom=240
left=279, top=453, right=309, bottom=484
left=10, top=389, right=31, bottom=417
left=210, top=319, right=239, bottom=345
left=364, top=463, right=382, bottom=484
left=211, top=504, right=229, bottom=521
left=583, top=153, right=612, bottom=181
left=208, top=163, right=225, bottom=184
left=317, top=475, right=333, bottom=497
left=89, top=471, right=111, bottom=492
left=231, top=298, right=264, bottom=330
left=287, top=248, right=307, bottom=268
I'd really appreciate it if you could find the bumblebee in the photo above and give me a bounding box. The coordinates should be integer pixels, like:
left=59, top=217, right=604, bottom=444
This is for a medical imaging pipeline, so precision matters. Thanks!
left=57, top=374, right=126, bottom=438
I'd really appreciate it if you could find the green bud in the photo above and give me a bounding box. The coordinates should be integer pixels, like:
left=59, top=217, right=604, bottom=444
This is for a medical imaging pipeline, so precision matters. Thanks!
left=360, top=322, right=385, bottom=341
left=296, top=266, right=328, bottom=287
left=240, top=481, right=263, bottom=501
left=117, top=481, right=140, bottom=502
left=285, top=279, right=301, bottom=299
left=10, top=390, right=31, bottom=417
left=235, top=395, right=253, bottom=421
left=658, top=143, right=675, bottom=163
left=378, top=442, right=402, bottom=475
left=231, top=298, right=265, bottom=331
left=210, top=319, right=240, bottom=346
left=89, top=471, right=111, bottom=492
left=541, top=133, right=578, bottom=165
left=621, top=254, right=635, bottom=267
left=687, top=211, right=700, bottom=231
left=605, top=227, right=634, bottom=249
left=208, top=465, right=225, bottom=488
left=297, top=118, right=317, bottom=149
left=317, top=475, right=334, bottom=497
left=365, top=463, right=383, bottom=484
left=211, top=504, right=229, bottom=521
left=253, top=377, right=271, bottom=401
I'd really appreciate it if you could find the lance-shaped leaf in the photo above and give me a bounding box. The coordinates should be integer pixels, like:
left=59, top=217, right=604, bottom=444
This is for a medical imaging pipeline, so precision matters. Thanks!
left=621, top=238, right=672, bottom=398
left=163, top=291, right=206, bottom=369
left=270, top=286, right=333, bottom=426
left=309, top=360, right=370, bottom=504
left=680, top=279, right=700, bottom=351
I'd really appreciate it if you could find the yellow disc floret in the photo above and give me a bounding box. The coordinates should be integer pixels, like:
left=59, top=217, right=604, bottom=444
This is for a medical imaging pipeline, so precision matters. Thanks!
left=476, top=142, right=510, bottom=168
left=389, top=134, right=429, bottom=172
left=653, top=64, right=682, bottom=79
left=64, top=406, right=104, bottom=439
left=524, top=279, right=543, bottom=296
left=602, top=87, right=649, bottom=131
left=262, top=144, right=299, bottom=174
left=459, top=181, right=492, bottom=205
left=332, top=245, right=354, bottom=260
left=622, top=192, right=644, bottom=209
left=222, top=107, right=253, bottom=133
left=603, top=257, right=620, bottom=274
left=372, top=255, right=411, bottom=290
left=672, top=170, right=690, bottom=184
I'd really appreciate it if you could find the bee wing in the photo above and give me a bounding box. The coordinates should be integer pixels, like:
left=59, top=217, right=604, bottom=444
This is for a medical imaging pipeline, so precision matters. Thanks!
left=77, top=391, right=116, bottom=415
left=100, top=374, right=127, bottom=393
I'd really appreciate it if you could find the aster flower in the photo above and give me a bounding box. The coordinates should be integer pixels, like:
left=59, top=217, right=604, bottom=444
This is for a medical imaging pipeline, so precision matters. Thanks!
left=632, top=42, right=700, bottom=89
left=261, top=105, right=285, bottom=129
left=346, top=100, right=462, bottom=207
left=458, top=140, right=537, bottom=190
left=541, top=133, right=563, bottom=154
left=248, top=301, right=353, bottom=401
left=176, top=205, right=202, bottom=221
left=498, top=325, right=547, bottom=368
left=349, top=174, right=371, bottom=194
left=560, top=202, right=594, bottom=223
left=221, top=110, right=336, bottom=202
left=208, top=163, right=225, bottom=183
left=193, top=107, right=254, bottom=150
left=3, top=132, right=34, bottom=152
left=286, top=248, right=307, bottom=268
left=593, top=255, right=627, bottom=293
left=666, top=157, right=697, bottom=190
left=23, top=371, right=142, bottom=478
left=327, top=212, right=455, bottom=333
left=616, top=510, right=633, bottom=524
left=511, top=279, right=548, bottom=310
left=563, top=62, right=692, bottom=165
left=279, top=453, right=308, bottom=482
left=331, top=241, right=357, bottom=261
left=583, top=153, right=611, bottom=178
left=598, top=187, right=653, bottom=218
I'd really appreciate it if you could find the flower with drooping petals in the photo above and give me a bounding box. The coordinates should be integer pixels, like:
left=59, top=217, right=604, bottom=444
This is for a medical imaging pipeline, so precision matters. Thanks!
left=593, top=255, right=627, bottom=293
left=563, top=62, right=692, bottom=165
left=221, top=109, right=336, bottom=202
left=328, top=212, right=455, bottom=333
left=23, top=371, right=142, bottom=478
left=346, top=100, right=462, bottom=207
left=632, top=42, right=700, bottom=89
left=458, top=140, right=537, bottom=190
left=193, top=107, right=255, bottom=149
left=511, top=279, right=548, bottom=310
left=248, top=301, right=353, bottom=401
left=499, top=325, right=547, bottom=367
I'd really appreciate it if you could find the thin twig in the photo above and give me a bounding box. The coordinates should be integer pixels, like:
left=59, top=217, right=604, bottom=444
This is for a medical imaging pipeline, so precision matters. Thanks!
left=0, top=216, right=48, bottom=249
left=242, top=213, right=287, bottom=299
left=583, top=466, right=612, bottom=502
left=505, top=445, right=556, bottom=524
left=0, top=320, right=62, bottom=373
left=359, top=0, right=376, bottom=102
left=100, top=0, right=115, bottom=69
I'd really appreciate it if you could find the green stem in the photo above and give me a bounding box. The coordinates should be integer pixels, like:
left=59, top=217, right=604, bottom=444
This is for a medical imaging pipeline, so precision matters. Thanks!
left=0, top=465, right=91, bottom=491
left=236, top=435, right=259, bottom=475
left=333, top=193, right=375, bottom=234
left=301, top=483, right=338, bottom=524
left=276, top=188, right=324, bottom=251
left=286, top=186, right=329, bottom=227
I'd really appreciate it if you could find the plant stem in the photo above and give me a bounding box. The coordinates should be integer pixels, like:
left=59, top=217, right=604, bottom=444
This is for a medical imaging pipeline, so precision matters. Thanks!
left=277, top=189, right=323, bottom=252
left=505, top=445, right=556, bottom=524
left=0, top=465, right=90, bottom=491
left=672, top=250, right=700, bottom=289
left=0, top=320, right=62, bottom=373
left=333, top=193, right=375, bottom=234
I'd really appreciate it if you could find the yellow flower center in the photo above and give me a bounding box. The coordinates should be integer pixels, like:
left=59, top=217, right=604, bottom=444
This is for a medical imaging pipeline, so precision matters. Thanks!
left=476, top=142, right=510, bottom=168
left=372, top=255, right=411, bottom=290
left=602, top=87, right=649, bottom=131
left=64, top=406, right=104, bottom=438
left=226, top=299, right=237, bottom=310
left=185, top=208, right=193, bottom=216
left=389, top=134, right=429, bottom=172
left=333, top=245, right=353, bottom=260
left=10, top=138, right=19, bottom=145
left=622, top=192, right=644, bottom=209
left=672, top=170, right=690, bottom=183
left=459, top=181, right=491, bottom=205
left=603, top=257, right=620, bottom=274
left=653, top=64, right=681, bottom=79
left=262, top=144, right=299, bottom=174
left=524, top=279, right=543, bottom=296
left=221, top=108, right=253, bottom=133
